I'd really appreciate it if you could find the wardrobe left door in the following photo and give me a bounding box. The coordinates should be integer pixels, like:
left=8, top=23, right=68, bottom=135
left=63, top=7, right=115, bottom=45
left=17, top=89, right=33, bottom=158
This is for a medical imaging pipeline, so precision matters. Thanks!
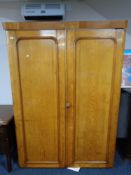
left=7, top=30, right=66, bottom=167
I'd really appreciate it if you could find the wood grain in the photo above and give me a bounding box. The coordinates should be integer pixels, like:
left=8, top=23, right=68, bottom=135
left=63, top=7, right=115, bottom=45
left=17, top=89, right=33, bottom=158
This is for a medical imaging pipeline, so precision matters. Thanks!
left=18, top=38, right=59, bottom=163
left=107, top=29, right=126, bottom=166
left=3, top=20, right=128, bottom=30
left=75, top=38, right=115, bottom=162
left=6, top=30, right=66, bottom=167
left=66, top=29, right=126, bottom=167
left=4, top=21, right=126, bottom=168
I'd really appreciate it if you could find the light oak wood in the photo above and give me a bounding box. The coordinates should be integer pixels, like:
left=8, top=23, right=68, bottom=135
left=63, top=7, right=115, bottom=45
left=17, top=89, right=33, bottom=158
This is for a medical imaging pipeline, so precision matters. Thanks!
left=3, top=20, right=128, bottom=30
left=66, top=29, right=126, bottom=167
left=6, top=30, right=66, bottom=167
left=3, top=21, right=127, bottom=168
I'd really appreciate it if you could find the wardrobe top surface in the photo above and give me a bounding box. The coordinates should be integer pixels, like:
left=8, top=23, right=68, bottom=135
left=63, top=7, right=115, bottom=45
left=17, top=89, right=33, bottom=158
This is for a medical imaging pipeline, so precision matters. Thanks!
left=3, top=20, right=128, bottom=30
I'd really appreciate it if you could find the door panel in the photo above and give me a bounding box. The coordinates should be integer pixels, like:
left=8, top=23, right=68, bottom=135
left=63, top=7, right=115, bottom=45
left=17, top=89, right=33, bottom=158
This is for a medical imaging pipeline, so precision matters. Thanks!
left=75, top=38, right=114, bottom=162
left=15, top=30, right=66, bottom=167
left=66, top=29, right=119, bottom=167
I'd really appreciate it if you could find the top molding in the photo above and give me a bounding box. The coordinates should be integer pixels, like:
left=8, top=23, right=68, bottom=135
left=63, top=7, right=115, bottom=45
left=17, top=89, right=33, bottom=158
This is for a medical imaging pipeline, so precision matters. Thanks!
left=3, top=20, right=128, bottom=30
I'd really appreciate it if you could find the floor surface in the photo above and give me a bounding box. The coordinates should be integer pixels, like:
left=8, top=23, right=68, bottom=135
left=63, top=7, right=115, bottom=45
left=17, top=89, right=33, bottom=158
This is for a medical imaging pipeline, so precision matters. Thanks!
left=0, top=153, right=131, bottom=175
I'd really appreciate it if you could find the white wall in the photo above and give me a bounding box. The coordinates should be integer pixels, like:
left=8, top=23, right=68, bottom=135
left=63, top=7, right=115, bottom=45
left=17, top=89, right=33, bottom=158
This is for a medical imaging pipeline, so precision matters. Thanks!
left=0, top=22, right=12, bottom=104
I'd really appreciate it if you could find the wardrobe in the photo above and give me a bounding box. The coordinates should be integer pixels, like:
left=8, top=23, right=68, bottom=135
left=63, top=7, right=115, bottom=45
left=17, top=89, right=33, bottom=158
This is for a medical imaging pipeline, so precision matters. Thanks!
left=3, top=20, right=127, bottom=168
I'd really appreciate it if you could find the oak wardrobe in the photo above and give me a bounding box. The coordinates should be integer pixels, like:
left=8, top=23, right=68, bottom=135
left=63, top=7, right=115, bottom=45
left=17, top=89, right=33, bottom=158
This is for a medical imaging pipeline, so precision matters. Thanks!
left=3, top=20, right=127, bottom=168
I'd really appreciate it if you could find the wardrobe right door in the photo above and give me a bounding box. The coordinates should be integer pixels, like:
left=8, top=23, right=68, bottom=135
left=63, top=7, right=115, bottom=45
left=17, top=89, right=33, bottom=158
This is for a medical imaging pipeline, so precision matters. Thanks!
left=66, top=29, right=126, bottom=167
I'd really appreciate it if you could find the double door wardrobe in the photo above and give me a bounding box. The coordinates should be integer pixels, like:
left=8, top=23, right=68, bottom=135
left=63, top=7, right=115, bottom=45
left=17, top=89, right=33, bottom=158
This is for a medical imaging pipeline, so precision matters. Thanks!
left=3, top=20, right=127, bottom=168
